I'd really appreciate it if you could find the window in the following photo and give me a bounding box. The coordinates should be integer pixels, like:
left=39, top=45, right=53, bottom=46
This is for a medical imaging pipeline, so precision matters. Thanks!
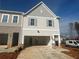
left=69, top=41, right=72, bottom=43
left=48, top=20, right=52, bottom=26
left=54, top=35, right=58, bottom=38
left=31, top=19, right=35, bottom=25
left=74, top=42, right=77, bottom=45
left=12, top=15, right=19, bottom=23
left=54, top=35, right=58, bottom=41
left=28, top=18, right=37, bottom=26
left=77, top=41, right=79, bottom=43
left=1, top=14, right=9, bottom=23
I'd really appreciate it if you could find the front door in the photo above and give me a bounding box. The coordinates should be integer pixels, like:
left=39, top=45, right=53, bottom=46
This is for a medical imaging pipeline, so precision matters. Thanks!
left=12, top=33, right=19, bottom=46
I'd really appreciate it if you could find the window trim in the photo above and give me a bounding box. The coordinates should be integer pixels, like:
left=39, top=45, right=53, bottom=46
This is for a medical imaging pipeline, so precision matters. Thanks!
left=12, top=15, right=19, bottom=24
left=1, top=14, right=9, bottom=23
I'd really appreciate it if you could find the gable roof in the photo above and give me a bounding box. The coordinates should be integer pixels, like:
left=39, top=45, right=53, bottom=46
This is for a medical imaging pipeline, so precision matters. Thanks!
left=24, top=1, right=57, bottom=17
left=0, top=1, right=58, bottom=18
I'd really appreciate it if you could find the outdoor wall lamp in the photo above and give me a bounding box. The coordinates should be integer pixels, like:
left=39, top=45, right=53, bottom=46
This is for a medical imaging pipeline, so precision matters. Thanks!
left=37, top=30, right=40, bottom=33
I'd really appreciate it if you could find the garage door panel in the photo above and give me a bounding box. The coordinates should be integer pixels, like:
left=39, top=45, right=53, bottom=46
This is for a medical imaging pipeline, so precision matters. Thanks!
left=37, top=37, right=49, bottom=45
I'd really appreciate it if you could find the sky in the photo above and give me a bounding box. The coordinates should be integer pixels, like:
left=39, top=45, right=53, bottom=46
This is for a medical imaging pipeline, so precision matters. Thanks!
left=0, top=0, right=79, bottom=34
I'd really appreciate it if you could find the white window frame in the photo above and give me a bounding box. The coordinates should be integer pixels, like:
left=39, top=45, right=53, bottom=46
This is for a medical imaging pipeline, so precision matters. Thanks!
left=1, top=14, right=9, bottom=23
left=12, top=15, right=19, bottom=24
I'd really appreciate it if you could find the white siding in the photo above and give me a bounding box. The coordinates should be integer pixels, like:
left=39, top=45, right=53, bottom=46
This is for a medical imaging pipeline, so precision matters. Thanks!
left=25, top=4, right=54, bottom=17
left=22, top=16, right=60, bottom=36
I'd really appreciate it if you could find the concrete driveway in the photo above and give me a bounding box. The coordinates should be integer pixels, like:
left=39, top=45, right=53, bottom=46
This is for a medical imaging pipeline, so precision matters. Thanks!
left=17, top=46, right=74, bottom=59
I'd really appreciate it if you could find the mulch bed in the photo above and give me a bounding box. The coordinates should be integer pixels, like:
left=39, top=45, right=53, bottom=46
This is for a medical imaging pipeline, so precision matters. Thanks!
left=0, top=52, right=19, bottom=59
left=61, top=44, right=79, bottom=59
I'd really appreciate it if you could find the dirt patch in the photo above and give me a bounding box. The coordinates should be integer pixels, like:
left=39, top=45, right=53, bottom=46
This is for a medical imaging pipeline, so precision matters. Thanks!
left=0, top=47, right=23, bottom=59
left=61, top=44, right=79, bottom=59
left=0, top=52, right=19, bottom=59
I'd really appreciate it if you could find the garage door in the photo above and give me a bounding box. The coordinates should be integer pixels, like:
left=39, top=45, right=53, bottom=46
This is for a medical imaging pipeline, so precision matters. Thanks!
left=24, top=36, right=50, bottom=47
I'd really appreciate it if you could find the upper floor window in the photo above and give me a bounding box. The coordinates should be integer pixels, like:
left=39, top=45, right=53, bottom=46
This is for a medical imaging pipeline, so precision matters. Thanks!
left=31, top=19, right=34, bottom=25
left=28, top=18, right=37, bottom=26
left=12, top=15, right=19, bottom=23
left=48, top=20, right=52, bottom=26
left=1, top=14, right=9, bottom=23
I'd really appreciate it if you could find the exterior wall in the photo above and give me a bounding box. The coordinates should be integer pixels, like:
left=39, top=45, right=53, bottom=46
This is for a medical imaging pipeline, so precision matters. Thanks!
left=0, top=26, right=21, bottom=33
left=21, top=3, right=60, bottom=47
left=0, top=12, right=23, bottom=27
left=21, top=15, right=60, bottom=47
left=0, top=12, right=23, bottom=48
left=0, top=2, right=61, bottom=47
left=0, top=26, right=21, bottom=48
left=22, top=16, right=60, bottom=36
left=7, top=33, right=13, bottom=48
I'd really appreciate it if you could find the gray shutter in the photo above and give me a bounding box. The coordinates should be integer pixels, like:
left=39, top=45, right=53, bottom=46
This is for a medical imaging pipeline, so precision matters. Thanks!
left=53, top=20, right=54, bottom=27
left=28, top=19, right=31, bottom=26
left=47, top=20, right=49, bottom=26
left=35, top=19, right=37, bottom=26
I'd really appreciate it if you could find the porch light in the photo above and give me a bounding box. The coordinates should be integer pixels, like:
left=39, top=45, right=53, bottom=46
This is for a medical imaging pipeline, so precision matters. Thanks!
left=37, top=30, right=40, bottom=33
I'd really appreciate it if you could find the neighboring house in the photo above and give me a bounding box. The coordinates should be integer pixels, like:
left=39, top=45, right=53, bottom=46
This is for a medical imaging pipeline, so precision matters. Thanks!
left=0, top=1, right=61, bottom=48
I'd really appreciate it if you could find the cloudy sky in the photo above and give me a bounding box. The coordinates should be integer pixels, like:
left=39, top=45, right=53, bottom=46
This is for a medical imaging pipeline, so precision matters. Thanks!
left=0, top=0, right=79, bottom=34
